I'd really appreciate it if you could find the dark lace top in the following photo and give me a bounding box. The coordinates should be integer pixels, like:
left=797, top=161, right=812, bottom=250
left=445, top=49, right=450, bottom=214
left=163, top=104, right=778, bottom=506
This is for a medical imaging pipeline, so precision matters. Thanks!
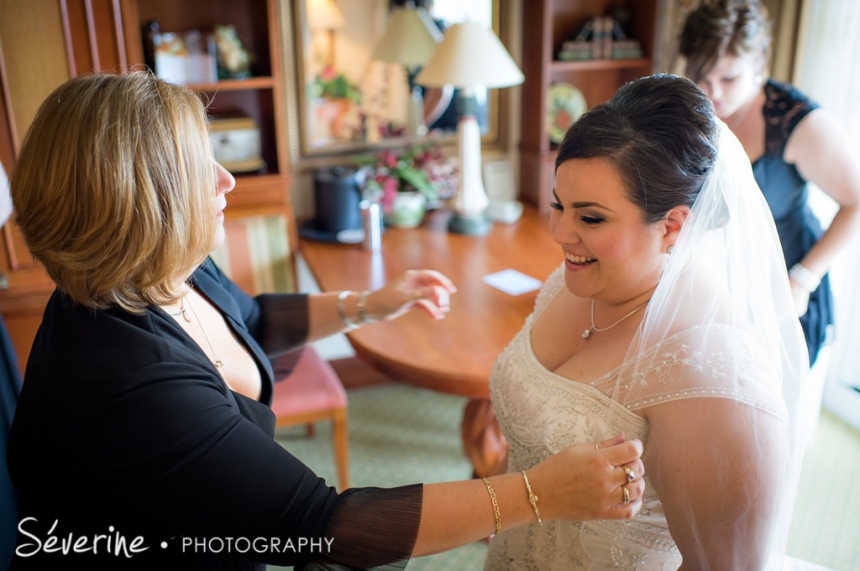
left=753, top=79, right=832, bottom=365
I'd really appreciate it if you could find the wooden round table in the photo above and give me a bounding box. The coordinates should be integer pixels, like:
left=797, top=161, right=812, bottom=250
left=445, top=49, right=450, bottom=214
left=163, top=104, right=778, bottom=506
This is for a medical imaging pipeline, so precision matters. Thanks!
left=300, top=206, right=560, bottom=476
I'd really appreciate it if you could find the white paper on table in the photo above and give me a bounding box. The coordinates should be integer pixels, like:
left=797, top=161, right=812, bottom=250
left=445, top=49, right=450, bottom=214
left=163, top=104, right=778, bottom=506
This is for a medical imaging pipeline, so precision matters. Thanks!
left=482, top=269, right=543, bottom=296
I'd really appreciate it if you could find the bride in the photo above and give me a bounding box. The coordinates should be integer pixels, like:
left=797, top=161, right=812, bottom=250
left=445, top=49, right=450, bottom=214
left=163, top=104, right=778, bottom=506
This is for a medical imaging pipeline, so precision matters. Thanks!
left=485, top=74, right=806, bottom=569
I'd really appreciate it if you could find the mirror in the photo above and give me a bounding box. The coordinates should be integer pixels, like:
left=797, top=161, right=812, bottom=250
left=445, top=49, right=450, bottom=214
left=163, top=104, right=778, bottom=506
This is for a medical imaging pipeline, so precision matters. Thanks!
left=283, top=0, right=510, bottom=169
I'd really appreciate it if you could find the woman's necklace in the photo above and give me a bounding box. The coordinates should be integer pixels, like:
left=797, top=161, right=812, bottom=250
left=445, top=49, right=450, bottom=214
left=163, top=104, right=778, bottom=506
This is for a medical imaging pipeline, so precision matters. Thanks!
left=166, top=296, right=192, bottom=323
left=184, top=295, right=224, bottom=369
left=582, top=299, right=648, bottom=340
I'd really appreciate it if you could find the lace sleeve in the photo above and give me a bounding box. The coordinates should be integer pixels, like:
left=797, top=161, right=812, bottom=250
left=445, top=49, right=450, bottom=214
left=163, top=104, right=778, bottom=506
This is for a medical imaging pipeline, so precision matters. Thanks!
left=300, top=484, right=423, bottom=571
left=602, top=324, right=786, bottom=419
left=763, top=80, right=821, bottom=158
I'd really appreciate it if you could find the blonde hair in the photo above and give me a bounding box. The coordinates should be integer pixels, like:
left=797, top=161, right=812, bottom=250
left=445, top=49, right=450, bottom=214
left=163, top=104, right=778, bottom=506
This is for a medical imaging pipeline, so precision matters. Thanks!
left=11, top=72, right=217, bottom=312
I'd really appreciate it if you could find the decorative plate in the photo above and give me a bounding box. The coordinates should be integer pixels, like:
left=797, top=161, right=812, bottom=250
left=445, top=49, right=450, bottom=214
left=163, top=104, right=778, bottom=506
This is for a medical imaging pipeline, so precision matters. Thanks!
left=546, top=83, right=587, bottom=144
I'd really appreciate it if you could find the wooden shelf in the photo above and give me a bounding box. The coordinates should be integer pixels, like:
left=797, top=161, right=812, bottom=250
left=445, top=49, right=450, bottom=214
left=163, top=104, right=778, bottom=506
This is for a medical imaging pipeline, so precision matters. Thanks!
left=185, top=76, right=276, bottom=92
left=551, top=57, right=651, bottom=72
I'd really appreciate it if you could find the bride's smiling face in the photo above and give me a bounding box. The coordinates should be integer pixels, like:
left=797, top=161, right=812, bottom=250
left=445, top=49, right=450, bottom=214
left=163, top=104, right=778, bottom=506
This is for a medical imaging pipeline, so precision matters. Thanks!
left=551, top=157, right=669, bottom=304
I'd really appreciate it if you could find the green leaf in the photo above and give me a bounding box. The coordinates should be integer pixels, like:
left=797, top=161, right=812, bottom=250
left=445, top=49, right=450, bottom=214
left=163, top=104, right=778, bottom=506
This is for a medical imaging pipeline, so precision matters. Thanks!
left=397, top=167, right=437, bottom=199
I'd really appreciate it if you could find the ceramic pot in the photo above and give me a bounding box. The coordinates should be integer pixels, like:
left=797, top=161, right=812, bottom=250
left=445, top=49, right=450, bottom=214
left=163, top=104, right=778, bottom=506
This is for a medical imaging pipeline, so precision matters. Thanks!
left=383, top=191, right=426, bottom=229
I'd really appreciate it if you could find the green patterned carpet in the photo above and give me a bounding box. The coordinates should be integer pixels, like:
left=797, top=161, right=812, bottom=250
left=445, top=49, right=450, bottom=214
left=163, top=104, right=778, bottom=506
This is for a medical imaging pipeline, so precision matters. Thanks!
left=273, top=384, right=859, bottom=571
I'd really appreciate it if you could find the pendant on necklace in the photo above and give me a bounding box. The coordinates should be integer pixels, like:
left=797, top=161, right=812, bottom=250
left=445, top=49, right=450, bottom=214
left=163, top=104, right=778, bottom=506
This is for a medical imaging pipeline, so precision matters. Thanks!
left=582, top=327, right=593, bottom=340
left=214, top=359, right=224, bottom=369
left=181, top=307, right=192, bottom=323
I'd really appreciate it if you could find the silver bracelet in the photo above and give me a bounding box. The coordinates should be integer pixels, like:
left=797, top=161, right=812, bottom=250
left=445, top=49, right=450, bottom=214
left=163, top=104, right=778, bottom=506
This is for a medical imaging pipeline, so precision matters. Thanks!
left=336, top=290, right=360, bottom=330
left=789, top=263, right=820, bottom=293
left=356, top=290, right=376, bottom=324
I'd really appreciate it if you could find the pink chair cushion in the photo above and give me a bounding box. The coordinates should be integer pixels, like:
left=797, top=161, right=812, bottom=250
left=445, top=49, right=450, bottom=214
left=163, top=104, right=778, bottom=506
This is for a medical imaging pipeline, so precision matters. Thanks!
left=270, top=347, right=347, bottom=417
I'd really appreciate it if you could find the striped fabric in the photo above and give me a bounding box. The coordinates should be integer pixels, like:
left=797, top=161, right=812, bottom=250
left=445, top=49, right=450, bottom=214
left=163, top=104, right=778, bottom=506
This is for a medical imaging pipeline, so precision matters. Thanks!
left=209, top=214, right=295, bottom=295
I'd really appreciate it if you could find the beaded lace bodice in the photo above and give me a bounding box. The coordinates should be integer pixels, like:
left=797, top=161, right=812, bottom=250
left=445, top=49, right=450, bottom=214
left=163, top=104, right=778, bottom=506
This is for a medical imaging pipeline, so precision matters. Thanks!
left=485, top=265, right=782, bottom=570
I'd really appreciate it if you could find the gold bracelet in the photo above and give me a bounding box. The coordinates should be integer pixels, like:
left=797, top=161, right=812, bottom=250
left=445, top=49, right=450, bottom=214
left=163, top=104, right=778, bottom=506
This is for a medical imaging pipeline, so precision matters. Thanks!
left=521, top=470, right=542, bottom=526
left=356, top=290, right=375, bottom=324
left=482, top=477, right=502, bottom=535
left=336, top=290, right=359, bottom=330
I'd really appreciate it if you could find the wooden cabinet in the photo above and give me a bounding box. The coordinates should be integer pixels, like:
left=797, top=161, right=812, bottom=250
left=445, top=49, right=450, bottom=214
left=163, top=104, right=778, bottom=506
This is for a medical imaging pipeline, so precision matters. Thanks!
left=0, top=0, right=292, bottom=372
left=120, top=0, right=292, bottom=214
left=519, top=0, right=657, bottom=215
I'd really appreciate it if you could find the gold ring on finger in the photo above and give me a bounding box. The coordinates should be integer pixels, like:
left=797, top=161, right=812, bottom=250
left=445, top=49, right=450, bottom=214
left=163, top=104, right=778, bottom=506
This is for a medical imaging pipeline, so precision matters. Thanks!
left=623, top=467, right=635, bottom=482
left=622, top=485, right=630, bottom=505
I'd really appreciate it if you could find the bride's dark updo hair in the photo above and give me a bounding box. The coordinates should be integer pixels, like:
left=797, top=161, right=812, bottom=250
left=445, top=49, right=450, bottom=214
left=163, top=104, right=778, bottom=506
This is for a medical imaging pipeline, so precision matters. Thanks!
left=555, top=74, right=718, bottom=224
left=678, top=0, right=772, bottom=83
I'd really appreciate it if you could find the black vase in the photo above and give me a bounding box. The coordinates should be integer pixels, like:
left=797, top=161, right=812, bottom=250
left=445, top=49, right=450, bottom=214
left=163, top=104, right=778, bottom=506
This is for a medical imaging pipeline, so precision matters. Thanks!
left=301, top=166, right=363, bottom=243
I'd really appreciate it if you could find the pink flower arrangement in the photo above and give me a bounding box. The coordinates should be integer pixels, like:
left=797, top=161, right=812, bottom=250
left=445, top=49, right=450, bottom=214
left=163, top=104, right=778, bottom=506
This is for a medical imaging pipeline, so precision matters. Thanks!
left=358, top=144, right=457, bottom=214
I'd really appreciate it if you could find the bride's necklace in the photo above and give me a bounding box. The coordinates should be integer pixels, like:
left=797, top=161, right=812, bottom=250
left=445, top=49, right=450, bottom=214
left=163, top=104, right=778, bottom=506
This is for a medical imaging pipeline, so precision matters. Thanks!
left=582, top=299, right=648, bottom=340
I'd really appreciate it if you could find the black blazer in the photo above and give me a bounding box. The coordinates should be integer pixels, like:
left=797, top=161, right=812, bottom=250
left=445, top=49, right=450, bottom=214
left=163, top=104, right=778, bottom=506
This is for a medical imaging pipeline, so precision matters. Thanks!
left=7, top=260, right=342, bottom=569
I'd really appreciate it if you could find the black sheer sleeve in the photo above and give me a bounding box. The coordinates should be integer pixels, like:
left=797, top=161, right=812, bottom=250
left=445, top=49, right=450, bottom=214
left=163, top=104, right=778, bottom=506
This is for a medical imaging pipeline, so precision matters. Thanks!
left=301, top=484, right=423, bottom=570
left=255, top=293, right=310, bottom=356
left=195, top=258, right=311, bottom=375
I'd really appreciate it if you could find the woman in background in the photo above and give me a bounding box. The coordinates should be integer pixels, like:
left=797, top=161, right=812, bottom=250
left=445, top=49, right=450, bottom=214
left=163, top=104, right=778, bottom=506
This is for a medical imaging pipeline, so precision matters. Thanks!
left=6, top=72, right=645, bottom=570
left=679, top=0, right=860, bottom=366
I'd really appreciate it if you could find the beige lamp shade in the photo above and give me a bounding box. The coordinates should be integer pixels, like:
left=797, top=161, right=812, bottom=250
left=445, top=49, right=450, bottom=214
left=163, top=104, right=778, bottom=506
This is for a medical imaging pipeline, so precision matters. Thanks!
left=308, top=0, right=345, bottom=31
left=416, top=21, right=524, bottom=88
left=372, top=7, right=442, bottom=67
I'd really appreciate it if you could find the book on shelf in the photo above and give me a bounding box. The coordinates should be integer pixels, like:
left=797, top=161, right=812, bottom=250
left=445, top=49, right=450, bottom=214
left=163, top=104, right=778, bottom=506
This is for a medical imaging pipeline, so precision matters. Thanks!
left=599, top=16, right=614, bottom=59
left=558, top=16, right=643, bottom=62
left=558, top=41, right=592, bottom=61
left=612, top=39, right=643, bottom=59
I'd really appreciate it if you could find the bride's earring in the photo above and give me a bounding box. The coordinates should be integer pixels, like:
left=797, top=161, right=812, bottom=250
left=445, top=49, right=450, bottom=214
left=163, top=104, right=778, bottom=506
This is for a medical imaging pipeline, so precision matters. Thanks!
left=667, top=245, right=674, bottom=255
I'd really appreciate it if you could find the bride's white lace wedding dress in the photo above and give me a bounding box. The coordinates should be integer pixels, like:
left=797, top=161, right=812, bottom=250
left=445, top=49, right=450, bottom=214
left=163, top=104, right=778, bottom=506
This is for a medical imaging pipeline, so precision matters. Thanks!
left=484, top=265, right=784, bottom=570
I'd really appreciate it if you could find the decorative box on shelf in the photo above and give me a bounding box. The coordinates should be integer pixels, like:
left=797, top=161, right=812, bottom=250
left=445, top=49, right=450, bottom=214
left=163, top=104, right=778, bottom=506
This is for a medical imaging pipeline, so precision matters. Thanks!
left=151, top=29, right=218, bottom=85
left=209, top=112, right=265, bottom=174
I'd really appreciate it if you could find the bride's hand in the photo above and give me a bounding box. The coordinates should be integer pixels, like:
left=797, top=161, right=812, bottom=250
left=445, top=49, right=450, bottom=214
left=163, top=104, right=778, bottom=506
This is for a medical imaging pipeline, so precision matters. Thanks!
left=365, top=269, right=457, bottom=321
left=528, top=434, right=645, bottom=521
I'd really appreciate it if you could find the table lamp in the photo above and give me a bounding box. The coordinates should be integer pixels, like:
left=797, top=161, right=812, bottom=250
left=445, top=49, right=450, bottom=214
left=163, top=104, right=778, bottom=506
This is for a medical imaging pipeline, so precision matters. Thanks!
left=307, top=0, right=345, bottom=70
left=416, top=21, right=524, bottom=235
left=372, top=4, right=441, bottom=138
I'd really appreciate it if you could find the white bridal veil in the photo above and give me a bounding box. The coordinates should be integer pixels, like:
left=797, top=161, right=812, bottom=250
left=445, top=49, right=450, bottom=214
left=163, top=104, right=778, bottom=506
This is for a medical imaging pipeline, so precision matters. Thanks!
left=593, top=120, right=807, bottom=569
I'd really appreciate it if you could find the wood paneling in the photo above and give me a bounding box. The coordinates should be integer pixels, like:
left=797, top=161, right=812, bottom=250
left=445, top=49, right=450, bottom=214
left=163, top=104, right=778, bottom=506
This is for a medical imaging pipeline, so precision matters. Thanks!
left=59, top=0, right=129, bottom=75
left=0, top=0, right=70, bottom=144
left=0, top=0, right=74, bottom=373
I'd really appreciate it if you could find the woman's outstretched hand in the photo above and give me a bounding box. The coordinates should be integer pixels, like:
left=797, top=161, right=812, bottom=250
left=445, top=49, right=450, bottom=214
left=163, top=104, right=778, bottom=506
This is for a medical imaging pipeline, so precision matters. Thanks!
left=530, top=434, right=645, bottom=521
left=366, top=269, right=457, bottom=321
